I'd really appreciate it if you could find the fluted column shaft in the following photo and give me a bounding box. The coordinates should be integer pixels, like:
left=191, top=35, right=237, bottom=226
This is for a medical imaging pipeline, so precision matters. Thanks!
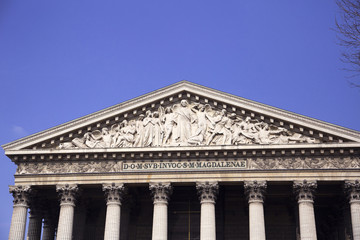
left=73, top=205, right=87, bottom=240
left=103, top=183, right=125, bottom=240
left=245, top=181, right=267, bottom=240
left=8, top=185, right=31, bottom=240
left=27, top=212, right=42, bottom=240
left=150, top=182, right=172, bottom=240
left=294, top=180, right=317, bottom=240
left=56, top=184, right=79, bottom=240
left=345, top=180, right=360, bottom=240
left=197, top=182, right=218, bottom=240
left=9, top=206, right=28, bottom=240
left=42, top=217, right=55, bottom=240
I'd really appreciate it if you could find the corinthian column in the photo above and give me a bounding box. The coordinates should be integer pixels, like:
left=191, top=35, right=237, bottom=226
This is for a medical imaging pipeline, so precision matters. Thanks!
left=8, top=185, right=32, bottom=240
left=244, top=181, right=267, bottom=240
left=103, top=183, right=125, bottom=240
left=345, top=180, right=360, bottom=240
left=56, top=184, right=80, bottom=240
left=27, top=197, right=42, bottom=240
left=293, top=180, right=317, bottom=240
left=149, top=182, right=172, bottom=240
left=42, top=211, right=55, bottom=240
left=196, top=181, right=218, bottom=240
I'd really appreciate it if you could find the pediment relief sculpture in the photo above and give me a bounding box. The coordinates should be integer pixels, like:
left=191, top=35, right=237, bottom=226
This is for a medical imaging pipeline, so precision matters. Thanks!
left=58, top=100, right=321, bottom=149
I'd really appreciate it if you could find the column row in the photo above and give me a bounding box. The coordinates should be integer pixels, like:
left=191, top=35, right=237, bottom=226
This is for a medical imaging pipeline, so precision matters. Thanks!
left=8, top=180, right=360, bottom=240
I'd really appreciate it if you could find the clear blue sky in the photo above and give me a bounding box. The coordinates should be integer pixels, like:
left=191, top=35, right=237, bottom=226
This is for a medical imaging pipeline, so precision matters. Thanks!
left=0, top=0, right=359, bottom=238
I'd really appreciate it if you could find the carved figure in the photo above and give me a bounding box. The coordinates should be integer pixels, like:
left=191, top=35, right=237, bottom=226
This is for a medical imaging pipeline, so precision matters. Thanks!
left=162, top=107, right=177, bottom=145
left=254, top=123, right=287, bottom=144
left=59, top=142, right=76, bottom=149
left=174, top=100, right=193, bottom=144
left=83, top=132, right=102, bottom=148
left=152, top=111, right=163, bottom=146
left=101, top=128, right=112, bottom=147
left=238, top=117, right=262, bottom=142
left=134, top=114, right=145, bottom=147
left=113, top=120, right=136, bottom=147
left=55, top=99, right=326, bottom=149
left=188, top=104, right=213, bottom=145
left=232, top=120, right=253, bottom=145
left=207, top=109, right=233, bottom=145
left=143, top=110, right=154, bottom=147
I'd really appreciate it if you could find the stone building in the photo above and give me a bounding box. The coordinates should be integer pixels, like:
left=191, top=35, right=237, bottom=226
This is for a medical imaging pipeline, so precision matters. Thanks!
left=2, top=81, right=360, bottom=240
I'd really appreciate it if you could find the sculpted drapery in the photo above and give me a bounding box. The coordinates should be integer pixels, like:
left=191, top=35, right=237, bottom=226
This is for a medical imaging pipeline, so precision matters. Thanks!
left=58, top=99, right=321, bottom=150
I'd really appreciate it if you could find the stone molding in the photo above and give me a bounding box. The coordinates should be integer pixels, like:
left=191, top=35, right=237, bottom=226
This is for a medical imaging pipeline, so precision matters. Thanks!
left=293, top=180, right=317, bottom=202
left=196, top=181, right=219, bottom=203
left=9, top=185, right=32, bottom=207
left=345, top=180, right=360, bottom=203
left=3, top=81, right=359, bottom=152
left=149, top=182, right=172, bottom=204
left=14, top=156, right=360, bottom=175
left=244, top=180, right=267, bottom=203
left=102, top=183, right=125, bottom=205
left=56, top=184, right=80, bottom=206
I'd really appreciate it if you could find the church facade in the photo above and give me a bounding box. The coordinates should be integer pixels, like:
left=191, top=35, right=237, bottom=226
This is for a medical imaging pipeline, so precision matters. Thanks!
left=3, top=81, right=360, bottom=240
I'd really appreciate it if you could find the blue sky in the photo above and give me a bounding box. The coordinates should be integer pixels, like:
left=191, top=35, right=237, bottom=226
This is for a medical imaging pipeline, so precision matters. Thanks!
left=0, top=0, right=359, bottom=238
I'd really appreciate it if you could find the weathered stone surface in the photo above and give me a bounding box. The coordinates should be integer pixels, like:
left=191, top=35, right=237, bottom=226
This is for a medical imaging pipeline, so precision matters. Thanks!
left=57, top=99, right=321, bottom=150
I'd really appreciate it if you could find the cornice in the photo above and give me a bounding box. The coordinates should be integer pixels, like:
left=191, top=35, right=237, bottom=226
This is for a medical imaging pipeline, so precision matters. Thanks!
left=2, top=81, right=360, bottom=151
left=6, top=142, right=360, bottom=165
left=5, top=142, right=360, bottom=156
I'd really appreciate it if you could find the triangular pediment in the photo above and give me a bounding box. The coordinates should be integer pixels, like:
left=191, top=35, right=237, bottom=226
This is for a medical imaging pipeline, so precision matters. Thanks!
left=3, top=81, right=360, bottom=152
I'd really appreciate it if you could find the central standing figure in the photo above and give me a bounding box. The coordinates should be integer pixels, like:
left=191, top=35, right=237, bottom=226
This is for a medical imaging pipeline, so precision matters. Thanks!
left=175, top=100, right=193, bottom=144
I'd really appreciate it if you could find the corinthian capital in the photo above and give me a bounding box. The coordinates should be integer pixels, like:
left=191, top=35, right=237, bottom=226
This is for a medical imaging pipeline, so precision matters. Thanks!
left=345, top=180, right=360, bottom=203
left=244, top=180, right=267, bottom=203
left=196, top=181, right=219, bottom=203
left=9, top=185, right=32, bottom=207
left=293, top=180, right=317, bottom=202
left=102, top=183, right=125, bottom=205
left=149, top=182, right=172, bottom=204
left=56, top=184, right=80, bottom=206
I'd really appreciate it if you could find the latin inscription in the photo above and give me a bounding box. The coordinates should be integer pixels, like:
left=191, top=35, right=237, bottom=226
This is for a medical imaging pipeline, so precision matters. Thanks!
left=122, top=160, right=247, bottom=172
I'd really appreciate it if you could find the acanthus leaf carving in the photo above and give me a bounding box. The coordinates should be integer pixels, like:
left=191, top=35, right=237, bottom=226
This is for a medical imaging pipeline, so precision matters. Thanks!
left=102, top=183, right=125, bottom=205
left=56, top=184, right=80, bottom=206
left=196, top=181, right=219, bottom=203
left=244, top=180, right=267, bottom=203
left=344, top=180, right=360, bottom=202
left=149, top=182, right=172, bottom=204
left=293, top=180, right=317, bottom=202
left=9, top=185, right=32, bottom=207
left=56, top=100, right=321, bottom=149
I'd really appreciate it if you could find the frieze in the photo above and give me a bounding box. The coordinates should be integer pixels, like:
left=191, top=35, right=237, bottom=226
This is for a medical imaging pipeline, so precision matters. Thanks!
left=57, top=100, right=321, bottom=150
left=250, top=156, right=360, bottom=170
left=14, top=156, right=360, bottom=175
